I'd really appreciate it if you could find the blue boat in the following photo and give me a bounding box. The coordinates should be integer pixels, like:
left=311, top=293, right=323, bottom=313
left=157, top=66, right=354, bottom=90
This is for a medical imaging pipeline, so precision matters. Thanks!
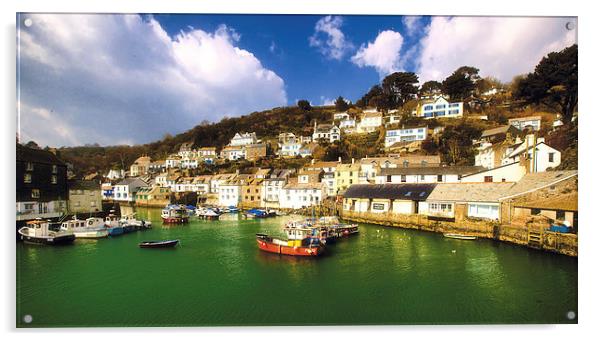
left=107, top=226, right=124, bottom=236
left=244, top=208, right=276, bottom=219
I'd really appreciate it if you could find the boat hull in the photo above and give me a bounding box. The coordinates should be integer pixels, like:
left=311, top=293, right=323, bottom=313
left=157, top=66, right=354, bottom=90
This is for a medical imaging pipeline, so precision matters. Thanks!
left=73, top=230, right=109, bottom=239
left=162, top=217, right=189, bottom=224
left=20, top=234, right=76, bottom=245
left=256, top=238, right=323, bottom=257
left=444, top=233, right=477, bottom=240
left=139, top=240, right=179, bottom=248
left=107, top=226, right=124, bottom=236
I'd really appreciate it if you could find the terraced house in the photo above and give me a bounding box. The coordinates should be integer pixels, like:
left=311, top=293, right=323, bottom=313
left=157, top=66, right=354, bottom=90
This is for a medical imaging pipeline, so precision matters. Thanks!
left=415, top=96, right=463, bottom=119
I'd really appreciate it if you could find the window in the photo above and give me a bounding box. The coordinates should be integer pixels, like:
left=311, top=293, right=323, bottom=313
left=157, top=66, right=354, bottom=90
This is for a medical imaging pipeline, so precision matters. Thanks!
left=548, top=153, right=555, bottom=162
left=437, top=174, right=443, bottom=182
left=52, top=165, right=58, bottom=174
left=51, top=175, right=57, bottom=184
left=420, top=175, right=425, bottom=181
left=400, top=175, right=406, bottom=183
left=424, top=105, right=433, bottom=111
left=435, top=104, right=446, bottom=109
left=557, top=210, right=566, bottom=221
left=31, top=189, right=40, bottom=198
left=484, top=176, right=493, bottom=182
left=24, top=173, right=32, bottom=183
left=531, top=208, right=541, bottom=215
left=26, top=162, right=33, bottom=171
left=386, top=175, right=392, bottom=183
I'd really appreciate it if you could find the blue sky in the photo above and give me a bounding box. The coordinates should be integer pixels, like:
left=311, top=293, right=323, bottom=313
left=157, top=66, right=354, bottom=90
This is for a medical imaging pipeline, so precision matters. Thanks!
left=17, top=14, right=576, bottom=147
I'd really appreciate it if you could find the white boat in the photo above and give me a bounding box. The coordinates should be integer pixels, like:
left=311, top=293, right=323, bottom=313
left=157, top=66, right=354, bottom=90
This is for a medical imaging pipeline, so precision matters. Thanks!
left=443, top=233, right=477, bottom=240
left=120, top=213, right=152, bottom=229
left=19, top=219, right=76, bottom=245
left=60, top=216, right=108, bottom=239
left=196, top=207, right=222, bottom=220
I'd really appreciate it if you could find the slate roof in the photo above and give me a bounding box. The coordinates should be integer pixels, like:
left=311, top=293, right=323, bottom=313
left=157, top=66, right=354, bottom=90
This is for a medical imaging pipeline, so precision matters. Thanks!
left=115, top=177, right=149, bottom=188
left=16, top=144, right=66, bottom=166
left=68, top=180, right=100, bottom=191
left=343, top=184, right=436, bottom=201
left=481, top=125, right=512, bottom=138
left=514, top=193, right=578, bottom=211
left=426, top=183, right=515, bottom=202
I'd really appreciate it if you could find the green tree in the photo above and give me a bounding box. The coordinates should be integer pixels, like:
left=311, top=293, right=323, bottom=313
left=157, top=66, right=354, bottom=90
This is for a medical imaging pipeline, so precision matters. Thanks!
left=334, top=96, right=349, bottom=112
left=514, top=44, right=577, bottom=125
left=382, top=72, right=420, bottom=110
left=442, top=66, right=480, bottom=101
left=420, top=80, right=442, bottom=97
left=297, top=99, right=312, bottom=111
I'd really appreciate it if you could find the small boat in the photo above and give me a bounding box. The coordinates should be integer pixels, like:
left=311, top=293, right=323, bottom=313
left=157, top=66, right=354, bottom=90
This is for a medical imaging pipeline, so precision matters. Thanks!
left=60, top=217, right=108, bottom=239
left=105, top=212, right=125, bottom=236
left=138, top=239, right=180, bottom=248
left=256, top=233, right=323, bottom=257
left=161, top=206, right=189, bottom=224
left=196, top=207, right=222, bottom=220
left=443, top=233, right=477, bottom=240
left=18, top=220, right=76, bottom=245
left=244, top=208, right=276, bottom=219
left=120, top=213, right=152, bottom=230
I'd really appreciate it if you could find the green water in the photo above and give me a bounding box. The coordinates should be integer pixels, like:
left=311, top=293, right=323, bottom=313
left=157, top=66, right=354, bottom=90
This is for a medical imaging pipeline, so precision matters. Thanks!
left=16, top=208, right=577, bottom=327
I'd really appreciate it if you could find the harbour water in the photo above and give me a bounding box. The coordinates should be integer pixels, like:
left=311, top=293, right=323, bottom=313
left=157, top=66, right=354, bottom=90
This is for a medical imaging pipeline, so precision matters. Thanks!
left=16, top=208, right=578, bottom=327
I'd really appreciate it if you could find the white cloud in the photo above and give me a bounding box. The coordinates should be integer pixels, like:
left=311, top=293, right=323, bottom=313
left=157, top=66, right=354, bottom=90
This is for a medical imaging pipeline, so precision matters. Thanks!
left=309, top=16, right=354, bottom=60
left=351, top=30, right=405, bottom=78
left=403, top=16, right=422, bottom=36
left=17, top=14, right=287, bottom=147
left=416, top=16, right=577, bottom=83
left=319, top=96, right=335, bottom=106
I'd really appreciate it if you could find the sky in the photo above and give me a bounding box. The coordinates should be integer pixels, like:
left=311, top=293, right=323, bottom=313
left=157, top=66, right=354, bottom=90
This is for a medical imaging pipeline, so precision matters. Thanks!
left=17, top=14, right=577, bottom=147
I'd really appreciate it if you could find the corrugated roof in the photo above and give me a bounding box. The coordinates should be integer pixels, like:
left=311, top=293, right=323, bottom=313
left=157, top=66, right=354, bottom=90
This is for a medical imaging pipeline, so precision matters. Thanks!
left=343, top=184, right=436, bottom=201
left=427, top=183, right=515, bottom=202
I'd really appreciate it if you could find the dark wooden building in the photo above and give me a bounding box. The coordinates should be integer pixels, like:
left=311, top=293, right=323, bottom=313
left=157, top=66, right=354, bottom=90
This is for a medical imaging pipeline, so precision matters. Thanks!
left=16, top=144, right=68, bottom=221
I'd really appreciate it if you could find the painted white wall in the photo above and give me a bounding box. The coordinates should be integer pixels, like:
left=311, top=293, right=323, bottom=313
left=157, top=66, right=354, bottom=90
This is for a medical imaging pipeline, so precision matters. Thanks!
left=461, top=162, right=526, bottom=183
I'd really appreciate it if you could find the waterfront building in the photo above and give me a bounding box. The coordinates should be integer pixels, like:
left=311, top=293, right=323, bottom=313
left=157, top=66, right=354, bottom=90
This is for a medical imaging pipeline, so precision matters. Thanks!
left=322, top=172, right=336, bottom=197
left=375, top=166, right=484, bottom=184
left=461, top=161, right=527, bottom=183
left=165, top=174, right=181, bottom=192
left=218, top=174, right=252, bottom=207
left=501, top=135, right=561, bottom=172
left=173, top=177, right=195, bottom=193
left=335, top=162, right=361, bottom=195
left=426, top=183, right=514, bottom=220
left=192, top=175, right=212, bottom=194
left=509, top=116, right=542, bottom=131
left=101, top=182, right=114, bottom=200
left=356, top=111, right=383, bottom=133
left=358, top=155, right=441, bottom=183
left=230, top=132, right=258, bottom=146
left=342, top=183, right=436, bottom=215
left=262, top=169, right=294, bottom=209
left=384, top=126, right=428, bottom=148
left=210, top=173, right=237, bottom=194
left=129, top=156, right=151, bottom=177
left=241, top=177, right=264, bottom=208
left=312, top=122, right=341, bottom=143
left=16, top=144, right=68, bottom=221
left=68, top=180, right=102, bottom=214
left=113, top=177, right=148, bottom=202
left=135, top=186, right=171, bottom=207
left=415, top=96, right=463, bottom=119
left=279, top=177, right=325, bottom=209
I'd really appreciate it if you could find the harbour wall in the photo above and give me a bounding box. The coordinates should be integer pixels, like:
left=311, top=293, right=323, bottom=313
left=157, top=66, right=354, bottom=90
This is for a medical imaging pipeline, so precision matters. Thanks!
left=340, top=211, right=577, bottom=257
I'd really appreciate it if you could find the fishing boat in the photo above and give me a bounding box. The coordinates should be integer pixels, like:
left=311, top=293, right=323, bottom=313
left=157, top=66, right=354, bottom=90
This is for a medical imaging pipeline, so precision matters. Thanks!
left=443, top=233, right=478, bottom=240
left=18, top=220, right=76, bottom=245
left=196, top=207, right=222, bottom=220
left=225, top=206, right=239, bottom=213
left=138, top=239, right=180, bottom=248
left=284, top=219, right=335, bottom=245
left=60, top=217, right=108, bottom=238
left=244, top=208, right=276, bottom=219
left=161, top=206, right=189, bottom=224
left=120, top=213, right=152, bottom=230
left=255, top=233, right=323, bottom=257
left=105, top=212, right=125, bottom=236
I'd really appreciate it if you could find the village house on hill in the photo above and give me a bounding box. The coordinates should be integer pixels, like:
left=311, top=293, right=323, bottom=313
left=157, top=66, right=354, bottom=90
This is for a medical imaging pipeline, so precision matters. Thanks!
left=312, top=121, right=341, bottom=143
left=414, top=95, right=463, bottom=119
left=508, top=116, right=542, bottom=131
left=129, top=155, right=151, bottom=177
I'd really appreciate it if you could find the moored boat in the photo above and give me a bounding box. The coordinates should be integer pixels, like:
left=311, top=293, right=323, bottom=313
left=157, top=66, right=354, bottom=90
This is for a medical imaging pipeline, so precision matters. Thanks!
left=138, top=239, right=180, bottom=248
left=120, top=213, right=152, bottom=230
left=161, top=206, right=189, bottom=224
left=255, top=233, right=323, bottom=257
left=196, top=207, right=222, bottom=220
left=244, top=208, right=276, bottom=219
left=18, top=220, right=76, bottom=245
left=104, top=212, right=125, bottom=235
left=60, top=217, right=108, bottom=239
left=443, top=233, right=477, bottom=240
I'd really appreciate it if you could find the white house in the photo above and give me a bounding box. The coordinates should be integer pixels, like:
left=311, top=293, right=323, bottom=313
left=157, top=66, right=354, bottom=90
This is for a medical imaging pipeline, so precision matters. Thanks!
left=173, top=177, right=195, bottom=193
left=508, top=116, right=542, bottom=131
left=501, top=135, right=561, bottom=172
left=230, top=132, right=258, bottom=146
left=338, top=118, right=357, bottom=133
left=384, top=114, right=401, bottom=127
left=312, top=122, right=341, bottom=143
left=356, top=112, right=383, bottom=133
left=375, top=166, right=484, bottom=184
left=342, top=183, right=435, bottom=215
left=210, top=173, right=236, bottom=193
left=415, top=96, right=463, bottom=119
left=261, top=169, right=294, bottom=209
left=165, top=155, right=181, bottom=169
left=220, top=146, right=246, bottom=161
left=105, top=169, right=124, bottom=180
left=279, top=178, right=325, bottom=209
left=218, top=178, right=243, bottom=207
left=180, top=156, right=199, bottom=169
left=154, top=173, right=168, bottom=187
left=384, top=126, right=428, bottom=148
left=461, top=162, right=527, bottom=183
left=113, top=178, right=148, bottom=202
left=425, top=183, right=514, bottom=220
left=333, top=112, right=350, bottom=121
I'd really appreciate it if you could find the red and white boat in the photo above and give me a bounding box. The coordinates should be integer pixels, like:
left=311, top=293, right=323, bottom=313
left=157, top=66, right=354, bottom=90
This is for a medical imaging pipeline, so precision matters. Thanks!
left=255, top=233, right=324, bottom=257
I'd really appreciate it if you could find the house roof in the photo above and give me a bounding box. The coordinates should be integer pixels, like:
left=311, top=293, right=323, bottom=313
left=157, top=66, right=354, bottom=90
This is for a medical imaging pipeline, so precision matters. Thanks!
left=199, top=147, right=216, bottom=151
left=343, top=184, right=436, bottom=201
left=283, top=178, right=324, bottom=190
left=336, top=163, right=361, bottom=171
left=514, top=193, right=578, bottom=212
left=116, top=177, right=149, bottom=188
left=315, top=124, right=338, bottom=133
left=499, top=171, right=578, bottom=200
left=379, top=166, right=485, bottom=176
left=509, top=116, right=542, bottom=122
left=506, top=141, right=557, bottom=159
left=16, top=144, right=66, bottom=166
left=360, top=155, right=441, bottom=166
left=481, top=125, right=512, bottom=138
left=69, top=180, right=100, bottom=191
left=362, top=112, right=382, bottom=119
left=427, top=183, right=515, bottom=202
left=299, top=169, right=324, bottom=176
left=307, top=161, right=340, bottom=168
